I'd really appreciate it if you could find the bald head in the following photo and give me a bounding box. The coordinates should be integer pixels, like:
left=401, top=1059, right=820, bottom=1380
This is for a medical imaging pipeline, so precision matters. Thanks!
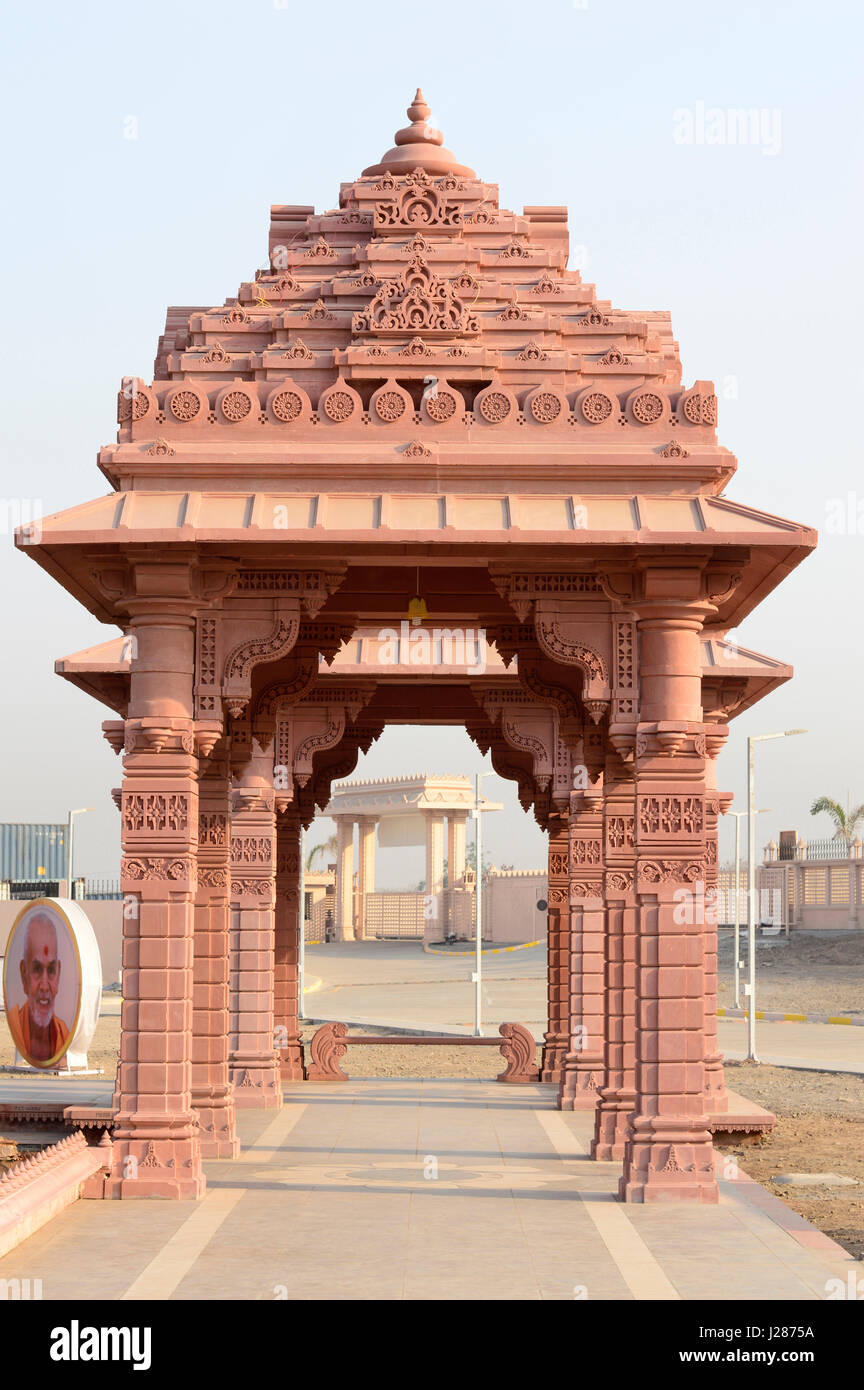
left=20, top=913, right=61, bottom=1027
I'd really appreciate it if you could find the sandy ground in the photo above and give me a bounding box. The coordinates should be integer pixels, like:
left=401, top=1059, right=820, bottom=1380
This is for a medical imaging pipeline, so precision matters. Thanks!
left=718, top=929, right=864, bottom=1015
left=720, top=1061, right=864, bottom=1259
left=299, top=1023, right=539, bottom=1078
left=0, top=1013, right=120, bottom=1075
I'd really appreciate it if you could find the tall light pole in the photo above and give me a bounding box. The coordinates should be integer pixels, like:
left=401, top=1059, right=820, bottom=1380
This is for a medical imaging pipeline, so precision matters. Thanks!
left=66, top=808, right=94, bottom=897
left=473, top=772, right=493, bottom=1037
left=746, top=731, right=806, bottom=1059
left=728, top=808, right=769, bottom=1008
left=298, top=824, right=306, bottom=1020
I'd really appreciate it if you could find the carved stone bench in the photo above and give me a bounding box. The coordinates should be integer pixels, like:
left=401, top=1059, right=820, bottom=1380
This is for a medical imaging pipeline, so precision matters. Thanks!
left=305, top=1021, right=539, bottom=1084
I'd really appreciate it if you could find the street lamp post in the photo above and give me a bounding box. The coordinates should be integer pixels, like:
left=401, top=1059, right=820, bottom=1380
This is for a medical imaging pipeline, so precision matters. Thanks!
left=728, top=808, right=769, bottom=1008
left=472, top=771, right=494, bottom=1037
left=298, top=824, right=306, bottom=1021
left=746, top=731, right=806, bottom=1060
left=473, top=773, right=483, bottom=1036
left=66, top=808, right=94, bottom=897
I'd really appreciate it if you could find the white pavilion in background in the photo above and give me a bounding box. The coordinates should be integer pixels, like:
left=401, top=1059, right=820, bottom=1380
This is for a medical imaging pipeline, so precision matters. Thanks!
left=323, top=774, right=503, bottom=940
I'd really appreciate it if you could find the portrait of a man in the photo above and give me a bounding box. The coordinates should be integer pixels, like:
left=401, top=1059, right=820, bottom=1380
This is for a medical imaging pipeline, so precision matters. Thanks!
left=6, top=910, right=71, bottom=1065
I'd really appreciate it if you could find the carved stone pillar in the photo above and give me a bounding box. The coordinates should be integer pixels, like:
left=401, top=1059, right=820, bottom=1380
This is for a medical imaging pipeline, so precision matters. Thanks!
left=619, top=594, right=718, bottom=1203
left=193, top=750, right=239, bottom=1157
left=108, top=597, right=204, bottom=1198
left=356, top=816, right=377, bottom=942
left=228, top=736, right=281, bottom=1109
left=274, top=811, right=305, bottom=1081
left=424, top=812, right=446, bottom=931
left=592, top=770, right=637, bottom=1159
left=703, top=732, right=729, bottom=1111
left=448, top=814, right=467, bottom=883
left=558, top=791, right=606, bottom=1108
left=336, top=817, right=354, bottom=940
left=541, top=813, right=570, bottom=1084
left=447, top=813, right=467, bottom=933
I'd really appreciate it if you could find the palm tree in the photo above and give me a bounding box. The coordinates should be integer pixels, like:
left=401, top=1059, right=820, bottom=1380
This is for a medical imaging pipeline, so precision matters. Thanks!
left=809, top=797, right=864, bottom=852
left=306, top=833, right=338, bottom=871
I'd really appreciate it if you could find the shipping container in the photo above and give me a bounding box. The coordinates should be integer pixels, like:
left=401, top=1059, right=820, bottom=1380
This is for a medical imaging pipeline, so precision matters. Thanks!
left=0, top=823, right=68, bottom=881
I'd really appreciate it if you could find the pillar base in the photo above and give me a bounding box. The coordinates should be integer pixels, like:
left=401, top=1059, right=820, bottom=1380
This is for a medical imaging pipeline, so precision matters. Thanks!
left=618, top=1115, right=719, bottom=1203
left=591, top=1088, right=635, bottom=1160
left=540, top=1033, right=567, bottom=1085
left=192, top=1088, right=240, bottom=1158
left=102, top=1116, right=206, bottom=1200
left=230, top=1060, right=282, bottom=1109
left=557, top=1052, right=604, bottom=1111
left=704, top=1053, right=729, bottom=1112
left=279, top=1043, right=307, bottom=1082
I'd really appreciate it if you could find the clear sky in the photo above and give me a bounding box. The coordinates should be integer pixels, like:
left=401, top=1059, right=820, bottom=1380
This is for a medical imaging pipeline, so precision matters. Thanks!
left=1, top=0, right=861, bottom=880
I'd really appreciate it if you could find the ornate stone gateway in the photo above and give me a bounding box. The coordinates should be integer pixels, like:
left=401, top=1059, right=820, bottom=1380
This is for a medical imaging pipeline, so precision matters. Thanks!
left=18, top=91, right=814, bottom=1202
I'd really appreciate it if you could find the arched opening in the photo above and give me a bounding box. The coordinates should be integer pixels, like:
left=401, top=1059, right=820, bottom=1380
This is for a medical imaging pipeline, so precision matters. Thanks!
left=297, top=724, right=549, bottom=1074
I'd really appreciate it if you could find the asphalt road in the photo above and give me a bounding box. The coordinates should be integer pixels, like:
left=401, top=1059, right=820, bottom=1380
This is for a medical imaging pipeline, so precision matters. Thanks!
left=303, top=940, right=864, bottom=1071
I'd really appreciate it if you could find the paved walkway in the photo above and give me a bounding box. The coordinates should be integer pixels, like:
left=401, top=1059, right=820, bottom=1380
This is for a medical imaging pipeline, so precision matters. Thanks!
left=0, top=1081, right=856, bottom=1301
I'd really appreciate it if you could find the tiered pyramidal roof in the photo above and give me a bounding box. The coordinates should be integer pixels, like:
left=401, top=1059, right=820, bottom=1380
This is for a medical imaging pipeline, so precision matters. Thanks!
left=108, top=90, right=722, bottom=492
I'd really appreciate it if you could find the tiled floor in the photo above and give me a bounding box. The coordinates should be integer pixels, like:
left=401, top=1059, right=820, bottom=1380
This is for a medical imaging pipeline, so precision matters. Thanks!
left=0, top=1080, right=858, bottom=1301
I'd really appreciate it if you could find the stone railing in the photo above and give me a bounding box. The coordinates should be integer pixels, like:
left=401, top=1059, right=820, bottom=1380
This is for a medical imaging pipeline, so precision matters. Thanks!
left=0, top=1131, right=111, bottom=1258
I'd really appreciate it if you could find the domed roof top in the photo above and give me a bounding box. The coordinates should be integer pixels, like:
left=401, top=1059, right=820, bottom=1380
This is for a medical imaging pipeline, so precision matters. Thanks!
left=362, top=89, right=477, bottom=179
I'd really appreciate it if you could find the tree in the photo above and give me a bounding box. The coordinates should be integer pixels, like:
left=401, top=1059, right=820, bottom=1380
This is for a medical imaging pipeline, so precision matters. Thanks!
left=464, top=841, right=491, bottom=887
left=809, top=796, right=864, bottom=852
left=306, top=833, right=338, bottom=871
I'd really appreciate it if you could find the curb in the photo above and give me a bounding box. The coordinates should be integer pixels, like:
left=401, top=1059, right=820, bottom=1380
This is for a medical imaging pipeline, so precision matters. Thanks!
left=717, top=1007, right=863, bottom=1027
left=714, top=1153, right=858, bottom=1267
left=424, top=939, right=543, bottom=958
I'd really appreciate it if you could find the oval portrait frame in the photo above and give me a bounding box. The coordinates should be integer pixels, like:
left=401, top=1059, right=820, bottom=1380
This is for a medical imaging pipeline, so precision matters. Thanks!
left=2, top=898, right=101, bottom=1070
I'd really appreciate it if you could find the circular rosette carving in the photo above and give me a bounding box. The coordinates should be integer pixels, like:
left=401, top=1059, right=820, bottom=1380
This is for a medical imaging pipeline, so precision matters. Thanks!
left=370, top=379, right=412, bottom=425
left=421, top=380, right=464, bottom=426
left=217, top=382, right=259, bottom=424
left=266, top=380, right=311, bottom=425
left=319, top=378, right=362, bottom=425
left=524, top=384, right=568, bottom=426
left=166, top=384, right=208, bottom=425
left=117, top=380, right=155, bottom=427
left=678, top=386, right=716, bottom=427
left=576, top=386, right=617, bottom=425
left=626, top=386, right=668, bottom=426
left=475, top=383, right=518, bottom=426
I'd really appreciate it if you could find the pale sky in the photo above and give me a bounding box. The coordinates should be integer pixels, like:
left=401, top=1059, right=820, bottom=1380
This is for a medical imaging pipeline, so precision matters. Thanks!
left=1, top=0, right=861, bottom=881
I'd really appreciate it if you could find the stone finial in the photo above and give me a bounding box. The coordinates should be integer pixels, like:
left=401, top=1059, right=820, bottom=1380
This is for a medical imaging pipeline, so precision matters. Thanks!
left=362, top=89, right=476, bottom=179
left=395, top=88, right=442, bottom=150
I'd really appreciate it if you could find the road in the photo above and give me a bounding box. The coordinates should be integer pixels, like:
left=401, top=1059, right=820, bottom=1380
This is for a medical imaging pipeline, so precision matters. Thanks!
left=303, top=941, right=864, bottom=1071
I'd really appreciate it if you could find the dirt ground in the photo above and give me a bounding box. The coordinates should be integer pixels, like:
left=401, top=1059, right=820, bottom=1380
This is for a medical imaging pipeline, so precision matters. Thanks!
left=720, top=1061, right=864, bottom=1259
left=299, top=1023, right=539, bottom=1079
left=0, top=1012, right=121, bottom=1076
left=718, top=929, right=864, bottom=1016
left=0, top=1016, right=521, bottom=1081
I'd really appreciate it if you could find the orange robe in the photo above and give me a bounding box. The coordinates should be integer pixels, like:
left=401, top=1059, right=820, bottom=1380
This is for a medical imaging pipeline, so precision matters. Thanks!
left=9, top=1002, right=70, bottom=1065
